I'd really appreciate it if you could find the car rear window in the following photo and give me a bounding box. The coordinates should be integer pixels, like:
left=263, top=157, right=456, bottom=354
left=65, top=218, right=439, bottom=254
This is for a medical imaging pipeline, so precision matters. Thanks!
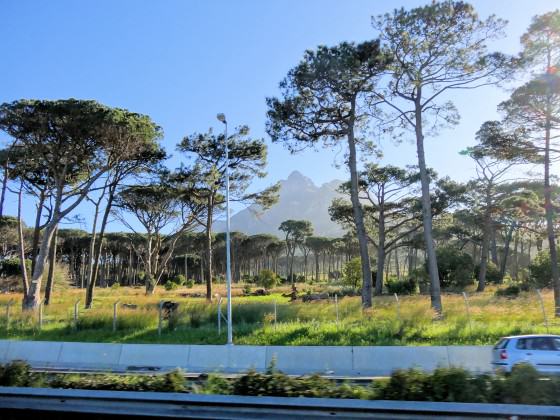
left=494, top=338, right=509, bottom=349
left=516, top=337, right=559, bottom=351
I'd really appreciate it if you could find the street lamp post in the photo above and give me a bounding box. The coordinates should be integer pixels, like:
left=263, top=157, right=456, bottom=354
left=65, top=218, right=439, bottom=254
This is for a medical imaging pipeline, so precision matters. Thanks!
left=216, top=113, right=233, bottom=345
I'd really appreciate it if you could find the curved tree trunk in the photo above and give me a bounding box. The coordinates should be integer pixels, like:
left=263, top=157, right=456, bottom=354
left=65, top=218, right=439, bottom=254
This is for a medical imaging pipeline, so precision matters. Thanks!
left=17, top=181, right=29, bottom=297
left=44, top=226, right=58, bottom=305
left=375, top=212, right=385, bottom=295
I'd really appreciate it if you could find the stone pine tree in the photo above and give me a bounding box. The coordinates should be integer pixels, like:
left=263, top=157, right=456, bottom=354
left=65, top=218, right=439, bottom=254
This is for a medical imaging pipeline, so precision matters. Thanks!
left=176, top=126, right=279, bottom=300
left=0, top=99, right=125, bottom=310
left=500, top=10, right=560, bottom=315
left=279, top=219, right=313, bottom=286
left=267, top=40, right=390, bottom=308
left=114, top=178, right=204, bottom=294
left=372, top=1, right=512, bottom=314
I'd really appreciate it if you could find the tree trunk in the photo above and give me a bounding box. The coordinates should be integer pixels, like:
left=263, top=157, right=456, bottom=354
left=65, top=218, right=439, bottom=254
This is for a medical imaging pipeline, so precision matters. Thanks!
left=490, top=225, right=499, bottom=266
left=30, top=191, right=46, bottom=275
left=17, top=181, right=29, bottom=297
left=375, top=212, right=385, bottom=295
left=205, top=198, right=213, bottom=300
left=477, top=192, right=492, bottom=292
left=414, top=97, right=442, bottom=314
left=544, top=117, right=560, bottom=316
left=500, top=222, right=516, bottom=281
left=44, top=226, right=58, bottom=305
left=23, top=222, right=57, bottom=310
left=347, top=101, right=373, bottom=308
left=0, top=158, right=8, bottom=218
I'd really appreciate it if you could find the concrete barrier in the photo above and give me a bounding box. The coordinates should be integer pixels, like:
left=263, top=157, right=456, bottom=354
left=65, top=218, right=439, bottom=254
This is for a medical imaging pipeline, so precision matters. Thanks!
left=119, top=344, right=190, bottom=369
left=447, top=345, right=493, bottom=372
left=353, top=346, right=450, bottom=376
left=266, top=346, right=354, bottom=375
left=0, top=340, right=494, bottom=375
left=57, top=342, right=122, bottom=369
left=5, top=341, right=62, bottom=367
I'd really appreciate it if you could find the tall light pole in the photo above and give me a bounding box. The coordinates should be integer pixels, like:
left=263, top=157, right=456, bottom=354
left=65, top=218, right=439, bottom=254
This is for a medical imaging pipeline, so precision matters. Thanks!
left=216, top=113, right=233, bottom=345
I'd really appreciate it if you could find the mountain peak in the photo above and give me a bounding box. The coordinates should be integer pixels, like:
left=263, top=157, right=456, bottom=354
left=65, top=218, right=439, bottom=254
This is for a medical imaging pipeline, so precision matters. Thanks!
left=287, top=170, right=309, bottom=182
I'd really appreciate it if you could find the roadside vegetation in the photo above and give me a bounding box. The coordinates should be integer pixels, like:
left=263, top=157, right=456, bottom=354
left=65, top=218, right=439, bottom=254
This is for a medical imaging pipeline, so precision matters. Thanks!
left=0, top=284, right=557, bottom=346
left=2, top=360, right=559, bottom=406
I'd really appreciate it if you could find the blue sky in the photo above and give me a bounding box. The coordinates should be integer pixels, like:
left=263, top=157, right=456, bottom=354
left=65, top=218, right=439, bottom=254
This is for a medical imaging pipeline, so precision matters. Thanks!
left=1, top=0, right=558, bottom=230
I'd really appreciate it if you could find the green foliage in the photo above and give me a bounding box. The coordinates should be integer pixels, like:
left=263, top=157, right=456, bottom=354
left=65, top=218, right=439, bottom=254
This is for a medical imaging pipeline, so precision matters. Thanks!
left=495, top=285, right=523, bottom=298
left=434, top=247, right=474, bottom=289
left=528, top=251, right=552, bottom=288
left=110, top=283, right=120, bottom=290
left=256, top=270, right=279, bottom=290
left=171, top=275, right=186, bottom=286
left=386, top=277, right=417, bottom=295
left=0, top=258, right=28, bottom=277
left=164, top=281, right=179, bottom=291
left=476, top=261, right=501, bottom=284
left=342, top=257, right=362, bottom=290
left=185, top=278, right=194, bottom=288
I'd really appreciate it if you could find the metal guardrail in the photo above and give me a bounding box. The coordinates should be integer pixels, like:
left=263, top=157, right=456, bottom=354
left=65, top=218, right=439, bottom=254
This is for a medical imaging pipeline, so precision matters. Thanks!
left=0, top=387, right=558, bottom=419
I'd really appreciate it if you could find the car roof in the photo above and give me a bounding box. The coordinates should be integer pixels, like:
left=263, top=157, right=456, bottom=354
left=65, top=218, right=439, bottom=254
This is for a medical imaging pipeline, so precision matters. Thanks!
left=502, top=334, right=560, bottom=340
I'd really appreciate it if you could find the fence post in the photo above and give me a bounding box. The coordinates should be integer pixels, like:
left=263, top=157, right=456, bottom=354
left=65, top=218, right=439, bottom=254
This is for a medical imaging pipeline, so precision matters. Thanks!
left=5, top=299, right=14, bottom=332
left=157, top=300, right=164, bottom=336
left=462, top=292, right=472, bottom=335
left=38, top=300, right=44, bottom=330
left=394, top=293, right=400, bottom=323
left=113, top=300, right=120, bottom=333
left=334, top=294, right=339, bottom=326
left=73, top=299, right=80, bottom=330
left=536, top=289, right=549, bottom=333
left=273, top=300, right=277, bottom=330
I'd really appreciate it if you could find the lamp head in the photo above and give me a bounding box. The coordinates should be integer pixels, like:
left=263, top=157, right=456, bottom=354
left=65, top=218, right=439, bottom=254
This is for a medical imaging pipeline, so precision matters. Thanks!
left=216, top=113, right=227, bottom=124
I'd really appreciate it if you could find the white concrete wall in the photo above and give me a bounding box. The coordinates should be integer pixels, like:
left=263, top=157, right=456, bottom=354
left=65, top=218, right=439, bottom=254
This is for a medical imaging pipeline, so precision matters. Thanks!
left=0, top=340, right=493, bottom=376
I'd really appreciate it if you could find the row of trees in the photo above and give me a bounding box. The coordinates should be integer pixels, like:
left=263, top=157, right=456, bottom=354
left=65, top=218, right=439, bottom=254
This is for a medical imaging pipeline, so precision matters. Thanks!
left=266, top=2, right=560, bottom=315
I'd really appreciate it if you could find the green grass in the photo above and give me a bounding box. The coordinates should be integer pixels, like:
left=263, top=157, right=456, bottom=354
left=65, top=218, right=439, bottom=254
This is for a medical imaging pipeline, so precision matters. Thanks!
left=0, top=284, right=557, bottom=346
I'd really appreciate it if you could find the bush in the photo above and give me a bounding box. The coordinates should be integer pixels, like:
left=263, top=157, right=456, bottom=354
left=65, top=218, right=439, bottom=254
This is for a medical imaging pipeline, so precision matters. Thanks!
left=170, top=274, right=186, bottom=286
left=528, top=251, right=552, bottom=288
left=495, top=285, right=521, bottom=297
left=0, top=258, right=29, bottom=277
left=185, top=278, right=195, bottom=288
left=164, top=281, right=179, bottom=291
left=110, top=282, right=120, bottom=290
left=432, top=247, right=474, bottom=289
left=256, top=270, right=279, bottom=290
left=475, top=261, right=501, bottom=284
left=342, top=257, right=362, bottom=290
left=386, top=277, right=417, bottom=295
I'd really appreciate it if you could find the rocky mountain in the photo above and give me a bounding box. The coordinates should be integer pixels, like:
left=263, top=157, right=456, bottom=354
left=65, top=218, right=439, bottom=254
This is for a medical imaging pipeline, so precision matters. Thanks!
left=214, top=171, right=345, bottom=237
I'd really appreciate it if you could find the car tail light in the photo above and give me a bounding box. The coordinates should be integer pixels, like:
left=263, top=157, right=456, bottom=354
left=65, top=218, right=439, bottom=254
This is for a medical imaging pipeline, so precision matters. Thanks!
left=500, top=350, right=508, bottom=360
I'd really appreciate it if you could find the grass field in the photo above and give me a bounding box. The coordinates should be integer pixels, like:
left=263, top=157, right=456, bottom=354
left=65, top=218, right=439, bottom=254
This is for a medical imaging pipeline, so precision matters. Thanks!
left=0, top=283, right=557, bottom=346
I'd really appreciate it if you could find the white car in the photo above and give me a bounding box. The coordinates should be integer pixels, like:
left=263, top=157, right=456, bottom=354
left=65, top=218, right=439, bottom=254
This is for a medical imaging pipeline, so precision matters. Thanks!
left=492, top=334, right=560, bottom=373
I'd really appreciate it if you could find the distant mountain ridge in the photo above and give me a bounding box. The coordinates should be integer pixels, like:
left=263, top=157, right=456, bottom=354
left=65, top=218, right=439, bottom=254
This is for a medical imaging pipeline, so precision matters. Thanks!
left=214, top=171, right=345, bottom=237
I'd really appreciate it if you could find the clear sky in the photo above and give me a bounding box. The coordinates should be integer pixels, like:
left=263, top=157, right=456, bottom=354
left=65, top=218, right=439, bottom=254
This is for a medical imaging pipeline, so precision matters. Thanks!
left=1, top=0, right=558, bottom=231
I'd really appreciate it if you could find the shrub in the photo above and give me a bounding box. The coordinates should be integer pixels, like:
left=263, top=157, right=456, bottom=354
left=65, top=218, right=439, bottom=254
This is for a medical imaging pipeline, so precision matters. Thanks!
left=432, top=247, right=474, bottom=289
left=164, top=281, right=179, bottom=291
left=495, top=285, right=521, bottom=298
left=110, top=282, right=120, bottom=290
left=386, top=277, right=417, bottom=295
left=170, top=274, right=186, bottom=286
left=243, top=284, right=252, bottom=295
left=474, top=261, right=501, bottom=284
left=185, top=278, right=195, bottom=288
left=342, top=257, right=362, bottom=290
left=528, top=251, right=552, bottom=288
left=257, top=270, right=279, bottom=290
left=0, top=258, right=29, bottom=277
